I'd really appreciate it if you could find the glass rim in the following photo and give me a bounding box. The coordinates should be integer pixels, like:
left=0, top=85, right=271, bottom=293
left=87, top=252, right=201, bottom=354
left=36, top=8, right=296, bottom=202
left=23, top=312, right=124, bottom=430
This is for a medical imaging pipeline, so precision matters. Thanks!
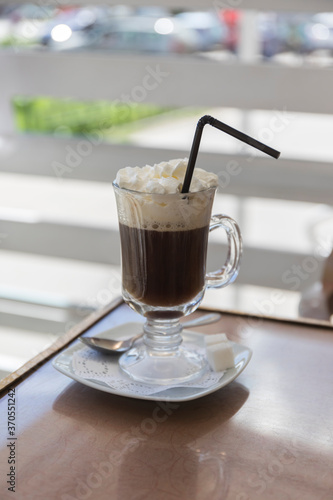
left=112, top=181, right=217, bottom=197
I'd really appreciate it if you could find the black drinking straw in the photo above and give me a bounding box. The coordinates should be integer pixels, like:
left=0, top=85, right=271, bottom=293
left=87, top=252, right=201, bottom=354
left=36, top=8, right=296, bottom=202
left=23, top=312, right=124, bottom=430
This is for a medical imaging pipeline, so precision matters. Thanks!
left=182, top=115, right=281, bottom=193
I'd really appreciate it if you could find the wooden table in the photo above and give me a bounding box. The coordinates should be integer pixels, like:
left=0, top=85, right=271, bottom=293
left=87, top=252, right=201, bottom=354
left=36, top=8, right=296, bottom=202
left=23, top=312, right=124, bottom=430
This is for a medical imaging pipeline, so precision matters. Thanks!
left=0, top=299, right=333, bottom=500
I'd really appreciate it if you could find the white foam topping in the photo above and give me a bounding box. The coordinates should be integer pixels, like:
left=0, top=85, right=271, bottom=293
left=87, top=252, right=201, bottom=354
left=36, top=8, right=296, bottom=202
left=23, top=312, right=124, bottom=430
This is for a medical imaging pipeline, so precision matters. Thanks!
left=114, top=159, right=218, bottom=231
left=115, top=158, right=218, bottom=194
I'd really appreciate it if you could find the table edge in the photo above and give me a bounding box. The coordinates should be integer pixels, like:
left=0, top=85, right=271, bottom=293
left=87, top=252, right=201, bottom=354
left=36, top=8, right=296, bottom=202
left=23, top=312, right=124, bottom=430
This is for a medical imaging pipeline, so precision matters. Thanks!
left=0, top=296, right=123, bottom=395
left=202, top=304, right=333, bottom=331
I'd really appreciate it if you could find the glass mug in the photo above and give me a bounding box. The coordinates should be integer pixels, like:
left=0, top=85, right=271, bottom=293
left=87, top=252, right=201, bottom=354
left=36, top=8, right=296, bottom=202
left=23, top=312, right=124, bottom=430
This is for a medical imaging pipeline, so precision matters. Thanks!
left=113, top=183, right=242, bottom=385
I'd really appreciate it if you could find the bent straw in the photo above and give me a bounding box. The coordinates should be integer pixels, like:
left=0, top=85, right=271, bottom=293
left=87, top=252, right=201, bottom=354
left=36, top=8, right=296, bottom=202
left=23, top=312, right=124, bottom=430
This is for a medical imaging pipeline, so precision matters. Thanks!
left=182, top=115, right=281, bottom=194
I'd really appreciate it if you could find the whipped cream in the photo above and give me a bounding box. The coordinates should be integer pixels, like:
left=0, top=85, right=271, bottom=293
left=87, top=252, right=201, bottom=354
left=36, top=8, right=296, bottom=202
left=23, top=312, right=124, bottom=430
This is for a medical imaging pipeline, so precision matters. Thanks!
left=115, top=158, right=218, bottom=194
left=114, top=159, right=218, bottom=231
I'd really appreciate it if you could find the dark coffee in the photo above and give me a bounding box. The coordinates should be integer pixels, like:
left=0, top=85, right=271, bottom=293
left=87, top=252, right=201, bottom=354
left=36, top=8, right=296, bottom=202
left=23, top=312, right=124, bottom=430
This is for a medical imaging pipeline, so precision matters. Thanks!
left=119, top=223, right=209, bottom=307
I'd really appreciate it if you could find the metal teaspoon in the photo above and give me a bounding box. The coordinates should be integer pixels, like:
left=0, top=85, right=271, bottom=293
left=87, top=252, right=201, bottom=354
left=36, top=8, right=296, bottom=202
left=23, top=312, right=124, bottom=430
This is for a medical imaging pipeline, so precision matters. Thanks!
left=79, top=313, right=221, bottom=354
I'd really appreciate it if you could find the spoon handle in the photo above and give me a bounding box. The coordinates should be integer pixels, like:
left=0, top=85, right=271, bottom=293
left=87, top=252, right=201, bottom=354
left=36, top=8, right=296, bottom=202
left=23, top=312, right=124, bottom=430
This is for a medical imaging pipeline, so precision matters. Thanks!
left=182, top=313, right=221, bottom=329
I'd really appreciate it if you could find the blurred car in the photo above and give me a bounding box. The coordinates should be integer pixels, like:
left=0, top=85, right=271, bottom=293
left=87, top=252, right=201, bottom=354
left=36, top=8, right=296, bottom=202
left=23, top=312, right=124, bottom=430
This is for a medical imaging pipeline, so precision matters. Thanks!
left=135, top=7, right=171, bottom=18
left=96, top=16, right=199, bottom=53
left=38, top=7, right=111, bottom=48
left=37, top=10, right=200, bottom=53
left=0, top=4, right=56, bottom=45
left=258, top=13, right=290, bottom=58
left=175, top=11, right=226, bottom=51
left=301, top=13, right=333, bottom=53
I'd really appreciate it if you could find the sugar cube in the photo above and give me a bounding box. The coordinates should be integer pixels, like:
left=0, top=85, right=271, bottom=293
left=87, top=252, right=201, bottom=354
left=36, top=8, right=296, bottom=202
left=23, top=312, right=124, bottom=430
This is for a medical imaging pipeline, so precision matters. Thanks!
left=205, top=333, right=229, bottom=347
left=206, top=341, right=235, bottom=372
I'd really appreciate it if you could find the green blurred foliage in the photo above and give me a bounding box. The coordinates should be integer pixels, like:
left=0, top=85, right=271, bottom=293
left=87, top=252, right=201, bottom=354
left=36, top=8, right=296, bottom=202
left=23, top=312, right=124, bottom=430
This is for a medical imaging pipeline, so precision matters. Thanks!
left=13, top=96, right=169, bottom=136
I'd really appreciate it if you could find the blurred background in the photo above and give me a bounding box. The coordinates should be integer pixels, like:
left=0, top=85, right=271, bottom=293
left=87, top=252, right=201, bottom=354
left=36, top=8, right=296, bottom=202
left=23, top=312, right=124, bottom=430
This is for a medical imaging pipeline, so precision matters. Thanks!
left=1, top=0, right=333, bottom=378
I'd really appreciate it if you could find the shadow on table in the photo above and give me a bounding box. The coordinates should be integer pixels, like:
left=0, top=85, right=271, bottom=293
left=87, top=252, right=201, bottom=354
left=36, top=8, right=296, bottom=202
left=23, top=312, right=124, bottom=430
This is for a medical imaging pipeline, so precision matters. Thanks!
left=53, top=379, right=249, bottom=433
left=53, top=381, right=249, bottom=499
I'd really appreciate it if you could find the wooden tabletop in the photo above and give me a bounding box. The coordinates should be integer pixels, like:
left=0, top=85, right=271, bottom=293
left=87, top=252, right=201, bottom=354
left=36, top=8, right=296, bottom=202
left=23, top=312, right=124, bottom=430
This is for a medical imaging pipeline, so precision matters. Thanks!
left=0, top=300, right=333, bottom=500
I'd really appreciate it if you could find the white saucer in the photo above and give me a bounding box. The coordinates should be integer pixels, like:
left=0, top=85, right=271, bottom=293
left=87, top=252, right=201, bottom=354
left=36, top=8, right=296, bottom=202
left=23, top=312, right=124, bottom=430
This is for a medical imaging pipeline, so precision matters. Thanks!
left=52, top=329, right=252, bottom=402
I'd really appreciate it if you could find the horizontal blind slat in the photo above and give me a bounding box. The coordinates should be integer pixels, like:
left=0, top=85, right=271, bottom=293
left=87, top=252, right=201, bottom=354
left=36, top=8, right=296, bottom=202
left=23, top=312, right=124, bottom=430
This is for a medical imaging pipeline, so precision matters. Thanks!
left=1, top=52, right=333, bottom=129
left=1, top=137, right=332, bottom=204
left=0, top=219, right=322, bottom=290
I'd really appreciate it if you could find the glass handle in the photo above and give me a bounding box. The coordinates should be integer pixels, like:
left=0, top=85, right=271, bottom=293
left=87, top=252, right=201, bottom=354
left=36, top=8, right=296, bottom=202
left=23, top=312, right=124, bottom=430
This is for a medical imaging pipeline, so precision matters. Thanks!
left=206, top=214, right=242, bottom=289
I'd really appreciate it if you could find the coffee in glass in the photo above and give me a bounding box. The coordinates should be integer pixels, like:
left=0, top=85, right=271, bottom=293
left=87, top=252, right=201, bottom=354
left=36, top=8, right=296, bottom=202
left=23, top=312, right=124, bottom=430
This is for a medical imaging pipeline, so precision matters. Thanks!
left=113, top=159, right=242, bottom=384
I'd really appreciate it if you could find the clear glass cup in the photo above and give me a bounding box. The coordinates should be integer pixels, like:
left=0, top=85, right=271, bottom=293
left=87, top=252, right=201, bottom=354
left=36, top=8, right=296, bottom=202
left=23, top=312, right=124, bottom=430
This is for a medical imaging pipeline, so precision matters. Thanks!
left=113, top=182, right=242, bottom=385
